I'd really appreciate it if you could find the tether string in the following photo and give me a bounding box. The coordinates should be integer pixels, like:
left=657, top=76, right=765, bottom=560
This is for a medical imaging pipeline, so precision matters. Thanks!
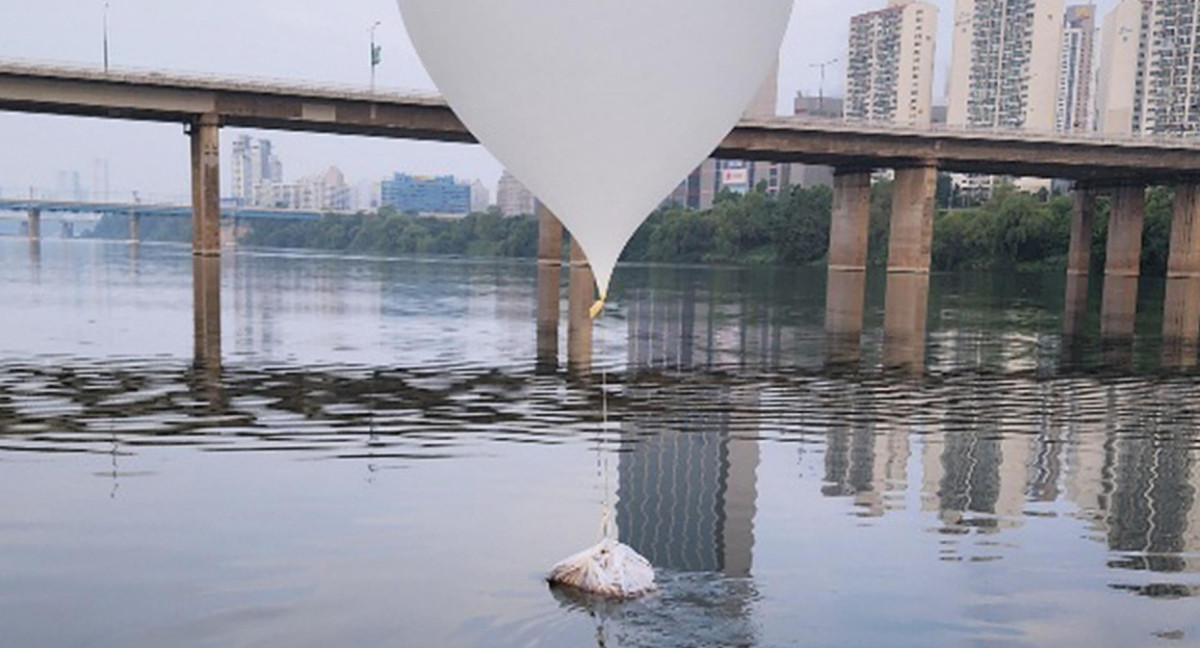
left=596, top=298, right=613, bottom=541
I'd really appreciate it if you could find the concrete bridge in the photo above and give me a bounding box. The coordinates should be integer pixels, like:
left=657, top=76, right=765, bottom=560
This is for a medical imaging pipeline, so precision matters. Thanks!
left=5, top=61, right=1200, bottom=370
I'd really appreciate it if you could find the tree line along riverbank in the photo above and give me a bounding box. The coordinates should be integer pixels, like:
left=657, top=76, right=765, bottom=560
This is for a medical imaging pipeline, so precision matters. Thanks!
left=86, top=180, right=1177, bottom=276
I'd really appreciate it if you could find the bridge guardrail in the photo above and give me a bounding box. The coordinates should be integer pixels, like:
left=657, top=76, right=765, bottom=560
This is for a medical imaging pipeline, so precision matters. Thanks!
left=7, top=58, right=1200, bottom=150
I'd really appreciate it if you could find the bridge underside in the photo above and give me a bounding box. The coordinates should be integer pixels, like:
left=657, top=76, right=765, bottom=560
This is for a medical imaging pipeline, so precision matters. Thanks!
left=718, top=124, right=1200, bottom=183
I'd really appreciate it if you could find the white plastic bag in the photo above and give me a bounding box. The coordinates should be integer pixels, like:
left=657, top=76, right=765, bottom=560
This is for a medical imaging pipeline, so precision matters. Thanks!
left=547, top=538, right=656, bottom=599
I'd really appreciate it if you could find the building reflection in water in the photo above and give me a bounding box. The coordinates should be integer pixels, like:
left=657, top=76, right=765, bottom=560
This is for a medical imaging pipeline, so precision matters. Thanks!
left=616, top=274, right=1200, bottom=589
left=610, top=381, right=759, bottom=645
left=616, top=384, right=759, bottom=577
left=822, top=380, right=910, bottom=517
left=622, top=274, right=803, bottom=373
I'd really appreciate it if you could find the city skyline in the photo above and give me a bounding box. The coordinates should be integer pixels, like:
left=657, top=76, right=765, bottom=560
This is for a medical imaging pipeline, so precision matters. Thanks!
left=0, top=0, right=1123, bottom=204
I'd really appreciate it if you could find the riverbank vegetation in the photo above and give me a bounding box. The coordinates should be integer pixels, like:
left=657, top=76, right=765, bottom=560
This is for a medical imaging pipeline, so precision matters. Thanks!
left=88, top=181, right=1178, bottom=275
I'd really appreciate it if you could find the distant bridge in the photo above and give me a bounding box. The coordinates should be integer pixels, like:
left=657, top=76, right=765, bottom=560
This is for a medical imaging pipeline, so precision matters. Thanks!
left=0, top=198, right=326, bottom=221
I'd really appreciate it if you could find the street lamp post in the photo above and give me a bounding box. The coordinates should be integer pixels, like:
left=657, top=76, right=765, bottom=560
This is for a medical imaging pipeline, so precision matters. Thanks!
left=370, top=21, right=382, bottom=93
left=103, top=0, right=110, bottom=73
left=809, top=57, right=839, bottom=117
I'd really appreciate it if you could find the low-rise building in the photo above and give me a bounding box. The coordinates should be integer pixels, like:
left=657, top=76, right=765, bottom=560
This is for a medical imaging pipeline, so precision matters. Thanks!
left=381, top=173, right=471, bottom=215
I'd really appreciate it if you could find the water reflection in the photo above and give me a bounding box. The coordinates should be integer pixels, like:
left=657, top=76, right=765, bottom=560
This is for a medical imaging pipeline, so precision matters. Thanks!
left=617, top=384, right=758, bottom=577
left=568, top=240, right=594, bottom=375
left=3, top=359, right=1197, bottom=595
left=6, top=240, right=1200, bottom=646
left=825, top=269, right=866, bottom=366
left=883, top=273, right=931, bottom=372
left=192, top=256, right=221, bottom=371
left=1162, top=276, right=1200, bottom=370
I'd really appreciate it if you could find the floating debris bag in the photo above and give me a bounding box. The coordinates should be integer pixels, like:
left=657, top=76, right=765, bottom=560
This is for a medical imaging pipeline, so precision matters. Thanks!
left=547, top=537, right=656, bottom=600
left=394, top=0, right=793, bottom=598
left=546, top=355, right=655, bottom=599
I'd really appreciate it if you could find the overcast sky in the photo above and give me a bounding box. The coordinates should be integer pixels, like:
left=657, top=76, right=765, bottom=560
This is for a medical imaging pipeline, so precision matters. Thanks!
left=0, top=0, right=1119, bottom=203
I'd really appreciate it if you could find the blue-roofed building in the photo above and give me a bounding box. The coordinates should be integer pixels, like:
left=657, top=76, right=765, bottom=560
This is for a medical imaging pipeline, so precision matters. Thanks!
left=380, top=174, right=471, bottom=215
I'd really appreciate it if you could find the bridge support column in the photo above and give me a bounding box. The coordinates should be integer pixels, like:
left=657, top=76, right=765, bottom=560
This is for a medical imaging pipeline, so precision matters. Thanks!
left=27, top=208, right=41, bottom=241
left=1163, top=183, right=1200, bottom=367
left=1064, top=186, right=1096, bottom=338
left=536, top=202, right=563, bottom=372
left=190, top=113, right=221, bottom=257
left=567, top=238, right=594, bottom=375
left=190, top=113, right=221, bottom=369
left=826, top=169, right=872, bottom=365
left=883, top=164, right=936, bottom=371
left=1100, top=184, right=1145, bottom=340
left=129, top=211, right=140, bottom=242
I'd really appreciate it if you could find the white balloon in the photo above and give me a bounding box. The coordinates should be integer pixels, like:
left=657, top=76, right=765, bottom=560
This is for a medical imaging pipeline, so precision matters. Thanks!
left=396, top=0, right=794, bottom=298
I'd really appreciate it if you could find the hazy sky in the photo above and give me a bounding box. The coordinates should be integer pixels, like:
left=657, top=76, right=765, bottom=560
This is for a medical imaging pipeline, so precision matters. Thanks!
left=0, top=0, right=1119, bottom=202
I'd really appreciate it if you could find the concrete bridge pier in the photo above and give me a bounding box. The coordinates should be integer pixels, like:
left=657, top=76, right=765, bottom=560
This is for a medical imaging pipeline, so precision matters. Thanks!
left=825, top=169, right=872, bottom=366
left=27, top=208, right=41, bottom=241
left=1100, top=184, right=1146, bottom=340
left=189, top=113, right=221, bottom=369
left=190, top=113, right=221, bottom=257
left=1063, top=186, right=1096, bottom=338
left=567, top=238, right=594, bottom=375
left=1162, top=183, right=1200, bottom=368
left=883, top=164, right=936, bottom=372
left=536, top=203, right=564, bottom=371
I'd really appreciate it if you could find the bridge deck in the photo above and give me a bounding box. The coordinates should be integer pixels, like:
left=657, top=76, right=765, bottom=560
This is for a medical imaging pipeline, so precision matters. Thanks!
left=3, top=61, right=1200, bottom=182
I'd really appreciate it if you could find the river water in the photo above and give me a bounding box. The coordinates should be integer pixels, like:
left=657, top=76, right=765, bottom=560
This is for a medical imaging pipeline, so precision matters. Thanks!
left=1, top=238, right=1198, bottom=647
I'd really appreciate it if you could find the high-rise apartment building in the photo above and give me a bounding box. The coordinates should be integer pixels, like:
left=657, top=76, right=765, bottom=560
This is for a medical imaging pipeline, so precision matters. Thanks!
left=1057, top=5, right=1097, bottom=133
left=231, top=135, right=284, bottom=204
left=496, top=170, right=536, bottom=216
left=845, top=0, right=938, bottom=127
left=469, top=180, right=491, bottom=213
left=1099, top=0, right=1200, bottom=137
left=947, top=0, right=1065, bottom=132
left=1096, top=0, right=1146, bottom=135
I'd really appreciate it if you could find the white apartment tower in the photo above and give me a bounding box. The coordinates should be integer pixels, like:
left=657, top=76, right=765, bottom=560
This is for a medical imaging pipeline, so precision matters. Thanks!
left=496, top=170, right=536, bottom=216
left=231, top=135, right=284, bottom=205
left=947, top=0, right=1066, bottom=132
left=1057, top=5, right=1097, bottom=133
left=1099, top=0, right=1200, bottom=137
left=845, top=0, right=938, bottom=127
left=1096, top=0, right=1147, bottom=135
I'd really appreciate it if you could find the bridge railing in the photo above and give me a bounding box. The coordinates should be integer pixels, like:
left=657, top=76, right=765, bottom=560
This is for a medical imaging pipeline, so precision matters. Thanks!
left=0, top=185, right=190, bottom=205
left=745, top=115, right=1200, bottom=150
left=11, top=58, right=1200, bottom=150
left=0, top=58, right=445, bottom=105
